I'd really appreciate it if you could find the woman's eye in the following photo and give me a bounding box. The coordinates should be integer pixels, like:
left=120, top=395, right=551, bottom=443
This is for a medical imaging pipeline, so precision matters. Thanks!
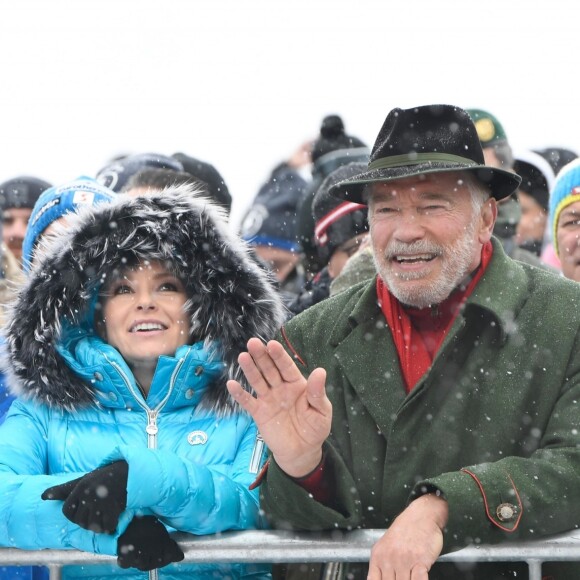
left=113, top=284, right=132, bottom=296
left=159, top=282, right=179, bottom=292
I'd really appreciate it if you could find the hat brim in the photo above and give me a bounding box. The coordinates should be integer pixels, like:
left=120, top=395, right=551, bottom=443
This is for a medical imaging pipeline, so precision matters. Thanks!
left=328, top=162, right=521, bottom=204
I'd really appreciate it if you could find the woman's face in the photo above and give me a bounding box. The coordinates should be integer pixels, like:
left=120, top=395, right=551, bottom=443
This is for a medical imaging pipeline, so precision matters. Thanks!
left=100, top=260, right=191, bottom=367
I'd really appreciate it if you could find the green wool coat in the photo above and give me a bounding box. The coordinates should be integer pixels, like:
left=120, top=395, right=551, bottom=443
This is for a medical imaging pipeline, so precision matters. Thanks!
left=261, top=239, right=580, bottom=579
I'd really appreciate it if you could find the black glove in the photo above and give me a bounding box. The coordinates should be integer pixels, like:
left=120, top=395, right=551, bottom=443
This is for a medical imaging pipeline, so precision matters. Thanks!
left=117, top=515, right=184, bottom=571
left=41, top=460, right=129, bottom=534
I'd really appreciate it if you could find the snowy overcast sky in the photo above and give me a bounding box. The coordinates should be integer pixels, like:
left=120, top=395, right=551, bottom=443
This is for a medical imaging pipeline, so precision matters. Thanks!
left=0, top=0, right=577, bottom=227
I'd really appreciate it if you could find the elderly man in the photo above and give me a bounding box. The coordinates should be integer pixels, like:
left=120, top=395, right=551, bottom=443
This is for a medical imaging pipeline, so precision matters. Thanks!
left=227, top=104, right=580, bottom=579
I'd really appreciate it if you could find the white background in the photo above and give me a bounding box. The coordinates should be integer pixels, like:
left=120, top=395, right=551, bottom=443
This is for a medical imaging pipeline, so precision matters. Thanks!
left=0, top=0, right=577, bottom=228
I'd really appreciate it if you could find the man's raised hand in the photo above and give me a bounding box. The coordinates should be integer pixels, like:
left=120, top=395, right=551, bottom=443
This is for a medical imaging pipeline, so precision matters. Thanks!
left=227, top=338, right=331, bottom=477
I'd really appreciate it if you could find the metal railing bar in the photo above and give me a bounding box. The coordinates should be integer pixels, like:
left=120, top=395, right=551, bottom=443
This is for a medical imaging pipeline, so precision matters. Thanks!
left=0, top=529, right=578, bottom=566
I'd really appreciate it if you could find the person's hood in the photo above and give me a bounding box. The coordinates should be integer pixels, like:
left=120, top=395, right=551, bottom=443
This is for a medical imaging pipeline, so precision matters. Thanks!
left=2, top=186, right=286, bottom=411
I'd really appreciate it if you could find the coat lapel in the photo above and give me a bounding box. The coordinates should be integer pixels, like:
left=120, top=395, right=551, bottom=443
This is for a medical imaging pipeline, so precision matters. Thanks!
left=328, top=239, right=522, bottom=439
left=331, top=282, right=407, bottom=437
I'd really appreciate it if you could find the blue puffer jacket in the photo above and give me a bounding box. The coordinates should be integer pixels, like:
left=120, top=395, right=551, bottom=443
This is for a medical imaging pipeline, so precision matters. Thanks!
left=0, top=339, right=47, bottom=580
left=0, top=190, right=287, bottom=579
left=0, top=372, right=14, bottom=424
left=0, top=369, right=48, bottom=580
left=0, top=340, right=268, bottom=579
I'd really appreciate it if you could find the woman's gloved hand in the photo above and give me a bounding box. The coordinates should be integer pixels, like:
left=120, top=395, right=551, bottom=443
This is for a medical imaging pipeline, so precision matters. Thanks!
left=41, top=460, right=128, bottom=534
left=117, top=515, right=185, bottom=571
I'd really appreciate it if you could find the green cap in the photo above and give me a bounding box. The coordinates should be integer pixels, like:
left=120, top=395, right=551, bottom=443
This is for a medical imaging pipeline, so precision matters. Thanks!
left=466, top=108, right=508, bottom=146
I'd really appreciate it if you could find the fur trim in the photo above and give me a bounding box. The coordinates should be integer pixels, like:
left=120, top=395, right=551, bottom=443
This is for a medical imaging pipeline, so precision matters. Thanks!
left=3, top=186, right=287, bottom=414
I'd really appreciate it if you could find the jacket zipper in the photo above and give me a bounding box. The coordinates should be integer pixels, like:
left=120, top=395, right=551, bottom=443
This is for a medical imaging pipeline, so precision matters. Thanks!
left=109, top=352, right=187, bottom=448
left=107, top=351, right=190, bottom=580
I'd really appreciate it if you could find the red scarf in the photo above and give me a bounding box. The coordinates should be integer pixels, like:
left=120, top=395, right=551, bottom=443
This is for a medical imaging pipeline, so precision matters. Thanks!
left=377, top=242, right=493, bottom=393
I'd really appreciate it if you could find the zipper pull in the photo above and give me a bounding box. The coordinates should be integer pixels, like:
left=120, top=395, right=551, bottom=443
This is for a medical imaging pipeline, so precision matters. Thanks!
left=146, top=411, right=158, bottom=449
left=249, top=432, right=265, bottom=474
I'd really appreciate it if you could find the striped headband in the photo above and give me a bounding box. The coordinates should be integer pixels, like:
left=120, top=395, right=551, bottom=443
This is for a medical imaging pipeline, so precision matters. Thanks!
left=314, top=201, right=366, bottom=247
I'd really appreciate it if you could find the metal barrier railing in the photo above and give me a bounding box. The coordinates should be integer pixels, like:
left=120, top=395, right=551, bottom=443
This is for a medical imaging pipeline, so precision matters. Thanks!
left=2, top=528, right=580, bottom=580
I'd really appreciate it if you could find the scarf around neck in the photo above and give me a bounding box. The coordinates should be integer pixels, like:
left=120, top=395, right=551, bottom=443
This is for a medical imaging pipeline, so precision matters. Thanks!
left=377, top=241, right=493, bottom=392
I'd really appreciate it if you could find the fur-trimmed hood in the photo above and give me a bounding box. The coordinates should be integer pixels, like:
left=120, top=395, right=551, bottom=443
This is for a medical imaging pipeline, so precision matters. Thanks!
left=3, top=186, right=286, bottom=412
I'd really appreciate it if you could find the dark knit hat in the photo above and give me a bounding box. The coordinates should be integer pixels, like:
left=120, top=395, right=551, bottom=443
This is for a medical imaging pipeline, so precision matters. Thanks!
left=513, top=150, right=555, bottom=211
left=311, top=115, right=366, bottom=164
left=0, top=176, right=52, bottom=210
left=535, top=147, right=579, bottom=176
left=330, top=104, right=521, bottom=204
left=313, top=162, right=369, bottom=262
left=172, top=152, right=232, bottom=213
left=466, top=109, right=508, bottom=146
left=96, top=153, right=184, bottom=193
left=240, top=165, right=303, bottom=253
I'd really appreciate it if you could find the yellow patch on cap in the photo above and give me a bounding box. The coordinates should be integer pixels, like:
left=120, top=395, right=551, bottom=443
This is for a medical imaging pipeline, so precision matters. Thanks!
left=474, top=118, right=496, bottom=143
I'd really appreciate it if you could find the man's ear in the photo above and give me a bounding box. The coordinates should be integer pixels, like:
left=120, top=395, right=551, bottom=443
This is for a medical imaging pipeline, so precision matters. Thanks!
left=478, top=197, right=498, bottom=244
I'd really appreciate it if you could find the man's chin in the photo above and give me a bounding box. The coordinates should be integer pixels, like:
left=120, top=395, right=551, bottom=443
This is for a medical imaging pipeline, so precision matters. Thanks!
left=388, top=283, right=438, bottom=309
left=395, top=295, right=437, bottom=310
left=383, top=274, right=455, bottom=309
left=8, top=247, right=22, bottom=260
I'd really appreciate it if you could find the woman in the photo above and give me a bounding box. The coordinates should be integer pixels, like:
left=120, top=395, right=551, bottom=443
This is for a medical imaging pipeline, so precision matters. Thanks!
left=0, top=186, right=286, bottom=579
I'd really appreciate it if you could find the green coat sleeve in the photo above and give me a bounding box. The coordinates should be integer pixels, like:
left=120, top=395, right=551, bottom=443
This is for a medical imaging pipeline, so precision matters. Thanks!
left=260, top=442, right=362, bottom=530
left=413, top=343, right=580, bottom=552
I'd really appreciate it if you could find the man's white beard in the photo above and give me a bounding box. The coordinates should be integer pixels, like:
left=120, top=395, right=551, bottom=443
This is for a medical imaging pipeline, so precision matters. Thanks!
left=374, top=220, right=479, bottom=309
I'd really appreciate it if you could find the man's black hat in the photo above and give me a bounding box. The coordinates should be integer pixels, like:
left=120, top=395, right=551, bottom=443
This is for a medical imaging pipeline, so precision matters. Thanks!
left=329, top=104, right=521, bottom=204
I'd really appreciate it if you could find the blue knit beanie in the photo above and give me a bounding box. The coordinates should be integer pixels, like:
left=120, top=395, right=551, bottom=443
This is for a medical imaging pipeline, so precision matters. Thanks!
left=549, top=158, right=580, bottom=256
left=22, top=176, right=115, bottom=271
